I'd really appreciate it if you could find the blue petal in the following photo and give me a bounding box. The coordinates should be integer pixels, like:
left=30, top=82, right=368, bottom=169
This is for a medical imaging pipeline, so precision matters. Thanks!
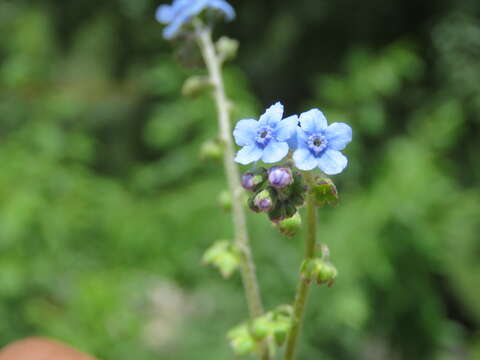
left=287, top=133, right=297, bottom=149
left=295, top=127, right=309, bottom=149
left=259, top=102, right=284, bottom=126
left=233, top=119, right=258, bottom=146
left=261, top=141, right=289, bottom=163
left=293, top=148, right=318, bottom=171
left=235, top=145, right=263, bottom=165
left=317, top=149, right=348, bottom=175
left=162, top=12, right=190, bottom=39
left=299, top=109, right=328, bottom=134
left=155, top=5, right=173, bottom=23
left=208, top=0, right=236, bottom=20
left=324, top=122, right=352, bottom=151
left=274, top=115, right=298, bottom=142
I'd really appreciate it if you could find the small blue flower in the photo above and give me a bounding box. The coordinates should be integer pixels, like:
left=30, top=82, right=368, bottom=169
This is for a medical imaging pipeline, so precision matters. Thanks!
left=293, top=109, right=352, bottom=175
left=233, top=102, right=299, bottom=165
left=156, top=0, right=235, bottom=40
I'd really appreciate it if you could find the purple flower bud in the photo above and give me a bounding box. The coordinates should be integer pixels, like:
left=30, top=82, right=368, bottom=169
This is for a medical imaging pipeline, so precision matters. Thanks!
left=241, top=168, right=267, bottom=191
left=242, top=173, right=261, bottom=191
left=268, top=166, right=293, bottom=188
left=253, top=189, right=275, bottom=212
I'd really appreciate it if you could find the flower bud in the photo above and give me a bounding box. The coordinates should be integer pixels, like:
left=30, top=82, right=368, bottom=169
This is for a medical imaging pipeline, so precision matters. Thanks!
left=216, top=36, right=239, bottom=62
left=182, top=75, right=212, bottom=97
left=241, top=168, right=267, bottom=192
left=202, top=240, right=240, bottom=278
left=300, top=258, right=338, bottom=287
left=311, top=177, right=339, bottom=207
left=251, top=316, right=270, bottom=340
left=217, top=190, right=232, bottom=212
left=277, top=212, right=302, bottom=237
left=268, top=166, right=293, bottom=189
left=227, top=324, right=256, bottom=356
left=252, top=188, right=275, bottom=212
left=200, top=139, right=223, bottom=162
left=316, top=262, right=338, bottom=287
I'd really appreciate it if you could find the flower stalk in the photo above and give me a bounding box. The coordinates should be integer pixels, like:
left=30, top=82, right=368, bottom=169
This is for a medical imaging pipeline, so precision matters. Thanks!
left=283, top=172, right=318, bottom=360
left=195, top=24, right=270, bottom=360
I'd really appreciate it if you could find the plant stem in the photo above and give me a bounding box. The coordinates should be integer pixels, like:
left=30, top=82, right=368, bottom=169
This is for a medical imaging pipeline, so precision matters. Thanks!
left=284, top=172, right=317, bottom=360
left=195, top=25, right=270, bottom=360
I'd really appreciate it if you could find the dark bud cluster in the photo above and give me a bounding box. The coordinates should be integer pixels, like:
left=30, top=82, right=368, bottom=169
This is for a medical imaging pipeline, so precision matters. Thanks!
left=242, top=165, right=307, bottom=225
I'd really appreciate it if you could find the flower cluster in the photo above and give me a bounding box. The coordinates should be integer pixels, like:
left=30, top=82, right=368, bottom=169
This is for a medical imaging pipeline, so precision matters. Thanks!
left=156, top=0, right=235, bottom=40
left=242, top=166, right=306, bottom=225
left=233, top=102, right=352, bottom=176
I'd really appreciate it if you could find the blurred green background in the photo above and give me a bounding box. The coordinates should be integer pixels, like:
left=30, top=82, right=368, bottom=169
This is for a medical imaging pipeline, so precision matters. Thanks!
left=1, top=0, right=479, bottom=359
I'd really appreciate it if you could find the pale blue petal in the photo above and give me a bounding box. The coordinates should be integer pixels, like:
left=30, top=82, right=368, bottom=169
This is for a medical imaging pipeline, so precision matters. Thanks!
left=233, top=119, right=258, bottom=146
left=325, top=123, right=352, bottom=151
left=274, top=115, right=298, bottom=142
left=295, top=127, right=309, bottom=149
left=163, top=12, right=190, bottom=39
left=259, top=102, right=284, bottom=126
left=208, top=0, right=236, bottom=20
left=156, top=5, right=173, bottom=23
left=287, top=133, right=297, bottom=149
left=299, top=109, right=328, bottom=134
left=293, top=148, right=318, bottom=171
left=317, top=149, right=348, bottom=175
left=235, top=145, right=263, bottom=165
left=261, top=141, right=289, bottom=163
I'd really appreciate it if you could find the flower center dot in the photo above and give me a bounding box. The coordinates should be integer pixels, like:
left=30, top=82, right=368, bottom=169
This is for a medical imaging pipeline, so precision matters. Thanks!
left=256, top=127, right=273, bottom=147
left=308, top=134, right=328, bottom=155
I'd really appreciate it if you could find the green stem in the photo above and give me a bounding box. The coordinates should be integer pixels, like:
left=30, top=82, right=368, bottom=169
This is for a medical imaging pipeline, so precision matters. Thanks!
left=195, top=25, right=270, bottom=360
left=284, top=172, right=317, bottom=360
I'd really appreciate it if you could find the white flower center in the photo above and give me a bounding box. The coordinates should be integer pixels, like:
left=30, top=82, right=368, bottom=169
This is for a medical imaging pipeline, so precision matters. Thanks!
left=255, top=126, right=273, bottom=147
left=307, top=134, right=328, bottom=155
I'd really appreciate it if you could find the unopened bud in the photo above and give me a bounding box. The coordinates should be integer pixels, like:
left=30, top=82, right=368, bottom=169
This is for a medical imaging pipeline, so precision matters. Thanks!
left=202, top=240, right=240, bottom=278
left=216, top=36, right=239, bottom=62
left=200, top=139, right=223, bottom=162
left=268, top=166, right=293, bottom=189
left=218, top=190, right=232, bottom=212
left=252, top=188, right=275, bottom=212
left=182, top=75, right=212, bottom=97
left=241, top=168, right=267, bottom=191
left=251, top=316, right=270, bottom=340
left=311, top=177, right=339, bottom=207
left=227, top=324, right=256, bottom=356
left=277, top=212, right=302, bottom=237
left=301, top=258, right=338, bottom=287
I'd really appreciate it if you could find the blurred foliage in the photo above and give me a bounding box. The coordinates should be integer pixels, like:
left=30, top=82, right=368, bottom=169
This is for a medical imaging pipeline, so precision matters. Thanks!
left=1, top=1, right=480, bottom=360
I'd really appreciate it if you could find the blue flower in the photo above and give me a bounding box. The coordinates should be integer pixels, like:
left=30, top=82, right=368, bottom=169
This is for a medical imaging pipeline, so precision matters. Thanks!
left=293, top=109, right=352, bottom=175
left=233, top=102, right=299, bottom=165
left=156, top=0, right=235, bottom=40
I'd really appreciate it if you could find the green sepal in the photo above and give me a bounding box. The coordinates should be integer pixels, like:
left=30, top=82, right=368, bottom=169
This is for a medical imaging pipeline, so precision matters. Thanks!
left=300, top=258, right=338, bottom=287
left=202, top=240, right=240, bottom=278
left=277, top=212, right=302, bottom=237
left=311, top=177, right=339, bottom=207
left=227, top=324, right=256, bottom=356
left=216, top=36, right=239, bottom=62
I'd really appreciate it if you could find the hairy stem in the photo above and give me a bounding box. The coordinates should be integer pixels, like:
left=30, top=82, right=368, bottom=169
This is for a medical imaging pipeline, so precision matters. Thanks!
left=195, top=25, right=269, bottom=360
left=284, top=172, right=317, bottom=360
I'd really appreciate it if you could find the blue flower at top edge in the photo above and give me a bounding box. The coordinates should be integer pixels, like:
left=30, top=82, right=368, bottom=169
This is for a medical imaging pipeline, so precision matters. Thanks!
left=233, top=102, right=299, bottom=165
left=293, top=109, right=352, bottom=175
left=155, top=0, right=235, bottom=40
